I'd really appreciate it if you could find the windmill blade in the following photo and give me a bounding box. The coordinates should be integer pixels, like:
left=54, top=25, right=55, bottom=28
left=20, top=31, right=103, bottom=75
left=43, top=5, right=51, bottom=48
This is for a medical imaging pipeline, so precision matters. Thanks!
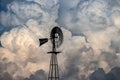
left=39, top=38, right=48, bottom=46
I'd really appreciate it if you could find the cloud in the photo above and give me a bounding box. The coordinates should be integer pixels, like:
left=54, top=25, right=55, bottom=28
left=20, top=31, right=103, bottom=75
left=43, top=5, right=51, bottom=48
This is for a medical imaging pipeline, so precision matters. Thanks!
left=0, top=0, right=13, bottom=11
left=0, top=61, right=14, bottom=80
left=89, top=67, right=120, bottom=80
left=89, top=68, right=106, bottom=80
left=22, top=67, right=120, bottom=80
left=0, top=1, right=59, bottom=77
left=0, top=0, right=120, bottom=80
left=0, top=0, right=59, bottom=33
left=22, top=69, right=47, bottom=80
left=0, top=20, right=50, bottom=77
left=57, top=0, right=120, bottom=34
left=0, top=72, right=13, bottom=80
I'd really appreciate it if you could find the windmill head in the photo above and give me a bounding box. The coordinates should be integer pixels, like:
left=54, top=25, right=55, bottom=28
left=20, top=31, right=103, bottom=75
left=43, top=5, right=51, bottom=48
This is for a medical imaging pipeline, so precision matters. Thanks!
left=39, top=26, right=63, bottom=48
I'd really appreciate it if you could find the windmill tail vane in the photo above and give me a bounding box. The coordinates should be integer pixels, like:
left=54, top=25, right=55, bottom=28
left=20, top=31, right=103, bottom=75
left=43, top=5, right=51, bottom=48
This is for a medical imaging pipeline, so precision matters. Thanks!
left=39, top=38, right=48, bottom=46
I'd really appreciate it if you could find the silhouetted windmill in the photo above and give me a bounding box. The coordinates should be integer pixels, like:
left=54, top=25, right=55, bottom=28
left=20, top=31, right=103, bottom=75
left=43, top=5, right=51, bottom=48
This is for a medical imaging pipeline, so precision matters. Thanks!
left=39, top=26, right=63, bottom=80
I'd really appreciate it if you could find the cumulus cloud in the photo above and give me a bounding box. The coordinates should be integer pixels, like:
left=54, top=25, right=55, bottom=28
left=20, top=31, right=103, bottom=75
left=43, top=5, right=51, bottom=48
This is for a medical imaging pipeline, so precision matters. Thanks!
left=0, top=0, right=120, bottom=80
left=0, top=21, right=50, bottom=78
left=0, top=0, right=59, bottom=32
left=0, top=0, right=59, bottom=78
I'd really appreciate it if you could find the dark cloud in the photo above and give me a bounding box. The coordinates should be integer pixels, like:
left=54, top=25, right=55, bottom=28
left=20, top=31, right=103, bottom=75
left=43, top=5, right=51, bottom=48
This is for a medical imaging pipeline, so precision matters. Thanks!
left=0, top=62, right=13, bottom=80
left=89, top=67, right=120, bottom=80
left=0, top=72, right=13, bottom=80
left=89, top=68, right=106, bottom=80
left=108, top=67, right=120, bottom=80
left=0, top=60, right=47, bottom=80
left=22, top=70, right=47, bottom=80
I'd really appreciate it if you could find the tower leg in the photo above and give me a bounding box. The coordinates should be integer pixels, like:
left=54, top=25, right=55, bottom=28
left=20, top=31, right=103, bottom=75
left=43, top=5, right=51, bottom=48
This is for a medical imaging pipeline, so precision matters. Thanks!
left=48, top=53, right=59, bottom=80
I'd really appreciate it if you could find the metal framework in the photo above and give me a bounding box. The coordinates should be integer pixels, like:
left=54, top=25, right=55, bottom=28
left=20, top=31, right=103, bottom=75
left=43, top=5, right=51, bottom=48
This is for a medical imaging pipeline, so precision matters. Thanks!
left=48, top=53, right=59, bottom=80
left=48, top=33, right=60, bottom=80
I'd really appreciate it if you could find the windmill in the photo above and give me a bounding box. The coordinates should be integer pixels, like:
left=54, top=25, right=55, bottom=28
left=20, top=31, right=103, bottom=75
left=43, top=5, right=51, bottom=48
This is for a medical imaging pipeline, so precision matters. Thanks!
left=39, top=26, right=63, bottom=80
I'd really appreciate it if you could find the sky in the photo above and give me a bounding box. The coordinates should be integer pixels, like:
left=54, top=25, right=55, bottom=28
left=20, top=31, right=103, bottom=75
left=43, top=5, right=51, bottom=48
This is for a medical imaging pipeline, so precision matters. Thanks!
left=0, top=0, right=120, bottom=80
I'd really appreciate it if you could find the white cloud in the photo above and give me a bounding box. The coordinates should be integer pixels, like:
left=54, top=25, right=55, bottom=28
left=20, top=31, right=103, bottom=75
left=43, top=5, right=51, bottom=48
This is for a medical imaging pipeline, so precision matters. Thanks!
left=0, top=0, right=59, bottom=27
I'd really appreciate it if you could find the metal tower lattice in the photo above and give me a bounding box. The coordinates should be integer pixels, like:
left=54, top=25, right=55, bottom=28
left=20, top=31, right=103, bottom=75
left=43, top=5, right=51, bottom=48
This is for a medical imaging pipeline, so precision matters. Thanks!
left=48, top=53, right=59, bottom=80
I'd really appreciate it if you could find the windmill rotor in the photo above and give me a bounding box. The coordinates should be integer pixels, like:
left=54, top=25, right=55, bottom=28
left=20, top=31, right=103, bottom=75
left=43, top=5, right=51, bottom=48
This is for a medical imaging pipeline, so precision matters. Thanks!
left=39, top=26, right=63, bottom=48
left=50, top=26, right=63, bottom=48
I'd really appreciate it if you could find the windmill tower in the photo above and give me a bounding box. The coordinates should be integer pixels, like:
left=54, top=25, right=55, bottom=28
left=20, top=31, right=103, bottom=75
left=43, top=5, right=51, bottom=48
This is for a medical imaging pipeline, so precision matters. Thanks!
left=39, top=26, right=63, bottom=80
